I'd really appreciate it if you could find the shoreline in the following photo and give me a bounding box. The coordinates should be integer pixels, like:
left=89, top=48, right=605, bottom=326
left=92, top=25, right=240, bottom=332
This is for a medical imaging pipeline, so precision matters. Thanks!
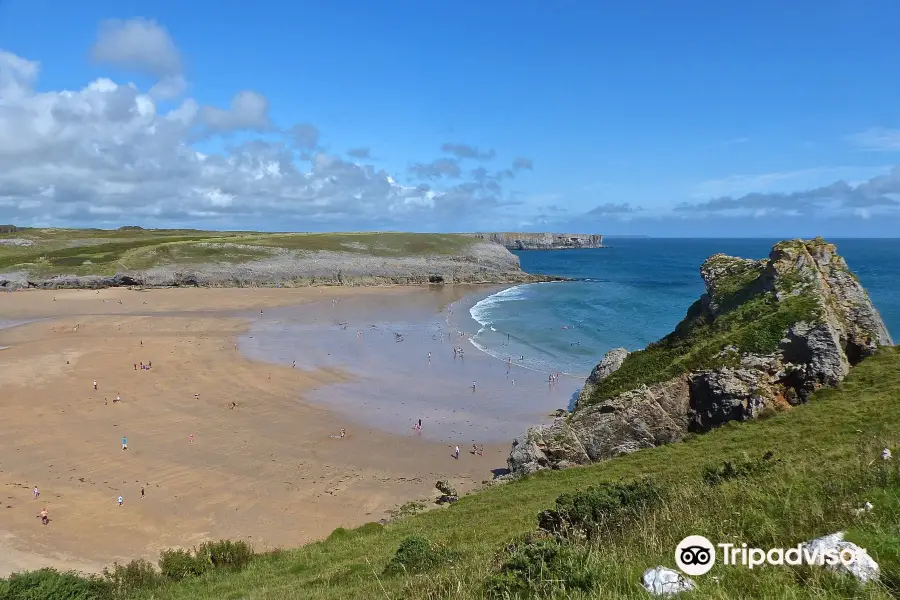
left=0, top=286, right=521, bottom=576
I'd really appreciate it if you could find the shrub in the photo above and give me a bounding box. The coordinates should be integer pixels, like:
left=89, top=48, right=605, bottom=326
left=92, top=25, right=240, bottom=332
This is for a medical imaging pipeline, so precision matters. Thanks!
left=702, top=450, right=780, bottom=485
left=158, top=549, right=208, bottom=581
left=486, top=535, right=597, bottom=597
left=383, top=535, right=452, bottom=575
left=102, top=559, right=160, bottom=597
left=195, top=540, right=254, bottom=570
left=537, top=478, right=664, bottom=538
left=1, top=568, right=111, bottom=600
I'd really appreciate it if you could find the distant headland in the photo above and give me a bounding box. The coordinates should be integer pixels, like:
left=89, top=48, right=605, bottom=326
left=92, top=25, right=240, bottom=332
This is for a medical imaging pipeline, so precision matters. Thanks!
left=462, top=232, right=603, bottom=250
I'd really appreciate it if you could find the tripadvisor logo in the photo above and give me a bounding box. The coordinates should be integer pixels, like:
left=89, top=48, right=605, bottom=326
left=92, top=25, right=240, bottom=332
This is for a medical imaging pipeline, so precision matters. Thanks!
left=675, top=535, right=716, bottom=576
left=675, top=535, right=869, bottom=576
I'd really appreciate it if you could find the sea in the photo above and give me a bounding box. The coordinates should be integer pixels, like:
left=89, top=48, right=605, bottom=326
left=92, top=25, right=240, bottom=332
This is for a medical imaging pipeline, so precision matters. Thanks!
left=470, top=238, right=900, bottom=378
left=236, top=237, right=899, bottom=443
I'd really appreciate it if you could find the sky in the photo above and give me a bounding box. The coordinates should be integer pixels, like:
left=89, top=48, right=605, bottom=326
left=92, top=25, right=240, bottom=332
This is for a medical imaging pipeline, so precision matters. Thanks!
left=1, top=1, right=900, bottom=236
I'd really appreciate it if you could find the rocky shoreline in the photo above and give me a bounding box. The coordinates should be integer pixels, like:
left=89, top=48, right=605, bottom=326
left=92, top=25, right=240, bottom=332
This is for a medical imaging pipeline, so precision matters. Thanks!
left=505, top=237, right=894, bottom=477
left=1, top=242, right=564, bottom=290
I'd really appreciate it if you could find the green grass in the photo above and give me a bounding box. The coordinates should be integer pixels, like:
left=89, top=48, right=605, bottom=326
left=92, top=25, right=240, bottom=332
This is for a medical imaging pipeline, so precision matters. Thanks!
left=0, top=229, right=481, bottom=277
left=9, top=346, right=888, bottom=599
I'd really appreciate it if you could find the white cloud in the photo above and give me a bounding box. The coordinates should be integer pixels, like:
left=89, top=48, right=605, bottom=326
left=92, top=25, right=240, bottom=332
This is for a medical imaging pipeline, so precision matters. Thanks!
left=199, top=90, right=270, bottom=133
left=846, top=127, right=900, bottom=151
left=691, top=166, right=892, bottom=199
left=91, top=18, right=183, bottom=78
left=0, top=28, right=531, bottom=230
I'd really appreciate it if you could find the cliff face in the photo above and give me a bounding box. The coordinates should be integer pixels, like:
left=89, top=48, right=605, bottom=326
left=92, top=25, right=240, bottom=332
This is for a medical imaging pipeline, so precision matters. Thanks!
left=507, top=237, right=893, bottom=476
left=464, top=232, right=603, bottom=250
left=0, top=241, right=557, bottom=290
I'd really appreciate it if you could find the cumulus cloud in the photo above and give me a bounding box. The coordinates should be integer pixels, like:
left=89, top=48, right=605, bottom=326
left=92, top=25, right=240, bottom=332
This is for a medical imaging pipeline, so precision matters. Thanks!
left=347, top=147, right=371, bottom=159
left=587, top=202, right=641, bottom=216
left=512, top=157, right=533, bottom=171
left=408, top=158, right=462, bottom=180
left=198, top=90, right=271, bottom=133
left=91, top=18, right=182, bottom=78
left=0, top=27, right=532, bottom=230
left=676, top=168, right=900, bottom=218
left=441, top=142, right=495, bottom=160
left=290, top=123, right=320, bottom=149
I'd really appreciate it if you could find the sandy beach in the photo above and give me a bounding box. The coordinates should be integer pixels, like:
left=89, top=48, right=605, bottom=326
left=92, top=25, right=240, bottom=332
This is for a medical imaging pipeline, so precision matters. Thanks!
left=0, top=285, right=563, bottom=576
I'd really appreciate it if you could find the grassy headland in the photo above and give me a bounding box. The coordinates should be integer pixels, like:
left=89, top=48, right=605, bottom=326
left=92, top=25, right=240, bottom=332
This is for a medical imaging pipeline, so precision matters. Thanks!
left=5, top=347, right=899, bottom=599
left=0, top=229, right=481, bottom=276
left=0, top=228, right=540, bottom=287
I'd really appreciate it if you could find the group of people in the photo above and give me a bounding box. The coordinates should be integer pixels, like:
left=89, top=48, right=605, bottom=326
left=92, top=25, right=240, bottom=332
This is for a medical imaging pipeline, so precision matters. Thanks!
left=134, top=360, right=152, bottom=370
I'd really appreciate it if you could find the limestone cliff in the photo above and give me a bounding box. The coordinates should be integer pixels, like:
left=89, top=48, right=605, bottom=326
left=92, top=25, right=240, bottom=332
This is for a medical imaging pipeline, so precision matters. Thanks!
left=463, top=232, right=603, bottom=250
left=507, top=237, right=893, bottom=476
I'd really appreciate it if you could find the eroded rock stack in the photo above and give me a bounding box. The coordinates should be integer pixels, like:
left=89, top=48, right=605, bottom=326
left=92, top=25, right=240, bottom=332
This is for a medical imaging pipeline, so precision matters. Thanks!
left=507, top=238, right=893, bottom=476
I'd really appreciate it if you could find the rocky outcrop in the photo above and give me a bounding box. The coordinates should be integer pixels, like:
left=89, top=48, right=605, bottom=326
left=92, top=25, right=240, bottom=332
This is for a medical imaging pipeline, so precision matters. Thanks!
left=507, top=238, right=893, bottom=476
left=463, top=232, right=603, bottom=250
left=576, top=347, right=629, bottom=408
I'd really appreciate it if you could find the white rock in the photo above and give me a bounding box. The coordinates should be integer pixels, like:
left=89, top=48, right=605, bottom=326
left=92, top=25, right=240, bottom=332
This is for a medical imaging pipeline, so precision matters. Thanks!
left=641, top=566, right=697, bottom=597
left=803, top=532, right=879, bottom=584
left=865, top=501, right=874, bottom=512
left=882, top=448, right=892, bottom=460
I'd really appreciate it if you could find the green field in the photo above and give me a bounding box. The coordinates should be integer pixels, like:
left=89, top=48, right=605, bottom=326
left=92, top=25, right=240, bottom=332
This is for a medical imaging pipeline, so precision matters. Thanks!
left=5, top=348, right=899, bottom=599
left=0, top=228, right=482, bottom=277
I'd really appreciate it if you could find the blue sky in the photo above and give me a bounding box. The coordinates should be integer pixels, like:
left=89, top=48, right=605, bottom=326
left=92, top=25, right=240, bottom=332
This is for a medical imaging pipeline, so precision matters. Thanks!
left=1, top=1, right=899, bottom=235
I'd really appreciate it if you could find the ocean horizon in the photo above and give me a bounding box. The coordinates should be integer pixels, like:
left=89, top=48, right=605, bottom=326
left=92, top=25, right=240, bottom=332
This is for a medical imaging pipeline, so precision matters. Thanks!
left=467, top=238, right=900, bottom=378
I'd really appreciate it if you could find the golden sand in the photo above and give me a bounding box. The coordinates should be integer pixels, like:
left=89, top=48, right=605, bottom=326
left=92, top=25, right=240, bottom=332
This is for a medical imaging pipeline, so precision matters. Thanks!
left=0, top=287, right=505, bottom=575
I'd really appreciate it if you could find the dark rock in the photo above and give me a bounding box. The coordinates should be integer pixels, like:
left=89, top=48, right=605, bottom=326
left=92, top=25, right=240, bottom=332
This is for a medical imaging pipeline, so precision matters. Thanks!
left=435, top=480, right=457, bottom=497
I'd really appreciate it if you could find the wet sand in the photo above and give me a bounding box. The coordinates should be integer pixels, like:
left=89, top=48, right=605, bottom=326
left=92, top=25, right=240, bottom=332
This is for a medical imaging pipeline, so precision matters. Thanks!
left=240, top=289, right=579, bottom=443
left=0, top=286, right=529, bottom=576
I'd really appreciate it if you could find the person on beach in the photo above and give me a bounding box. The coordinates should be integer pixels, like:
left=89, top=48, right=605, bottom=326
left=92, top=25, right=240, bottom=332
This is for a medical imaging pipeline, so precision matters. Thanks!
left=454, top=445, right=460, bottom=459
left=93, top=379, right=97, bottom=390
left=39, top=507, right=49, bottom=525
left=122, top=436, right=128, bottom=450
left=148, top=361, right=152, bottom=369
left=33, top=486, right=39, bottom=499
left=231, top=401, right=237, bottom=410
left=292, top=360, right=296, bottom=368
left=116, top=393, right=121, bottom=403
left=141, top=486, right=145, bottom=499
left=428, top=352, right=432, bottom=362
left=134, top=363, right=137, bottom=371
left=472, top=444, right=478, bottom=455
left=472, top=381, right=476, bottom=392
left=418, top=419, right=422, bottom=430
left=117, top=495, right=123, bottom=507
left=189, top=433, right=194, bottom=444
left=479, top=444, right=484, bottom=456
left=340, top=428, right=346, bottom=438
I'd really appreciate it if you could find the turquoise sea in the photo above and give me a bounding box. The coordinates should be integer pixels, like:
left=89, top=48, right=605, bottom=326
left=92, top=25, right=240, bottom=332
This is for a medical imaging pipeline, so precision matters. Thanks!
left=469, top=238, right=900, bottom=377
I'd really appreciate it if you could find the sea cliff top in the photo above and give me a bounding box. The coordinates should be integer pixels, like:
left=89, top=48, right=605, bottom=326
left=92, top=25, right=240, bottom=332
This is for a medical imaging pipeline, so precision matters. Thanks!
left=0, top=228, right=554, bottom=289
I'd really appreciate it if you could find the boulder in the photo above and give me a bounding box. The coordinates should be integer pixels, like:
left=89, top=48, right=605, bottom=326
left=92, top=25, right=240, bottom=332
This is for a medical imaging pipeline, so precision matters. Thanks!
left=435, top=480, right=457, bottom=497
left=641, top=566, right=696, bottom=597
left=803, top=532, right=879, bottom=584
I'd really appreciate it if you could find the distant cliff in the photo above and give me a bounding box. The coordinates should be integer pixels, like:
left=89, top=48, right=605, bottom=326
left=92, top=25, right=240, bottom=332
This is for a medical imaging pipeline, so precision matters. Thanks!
left=463, top=232, right=603, bottom=250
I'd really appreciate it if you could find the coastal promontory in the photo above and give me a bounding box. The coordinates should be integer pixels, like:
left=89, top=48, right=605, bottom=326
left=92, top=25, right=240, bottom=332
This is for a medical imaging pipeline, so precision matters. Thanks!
left=0, top=229, right=562, bottom=290
left=508, top=237, right=894, bottom=475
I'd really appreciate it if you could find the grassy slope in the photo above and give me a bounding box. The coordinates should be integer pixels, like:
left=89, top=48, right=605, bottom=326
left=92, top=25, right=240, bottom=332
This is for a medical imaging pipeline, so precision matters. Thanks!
left=584, top=243, right=819, bottom=405
left=0, top=229, right=481, bottom=277
left=138, top=347, right=900, bottom=599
